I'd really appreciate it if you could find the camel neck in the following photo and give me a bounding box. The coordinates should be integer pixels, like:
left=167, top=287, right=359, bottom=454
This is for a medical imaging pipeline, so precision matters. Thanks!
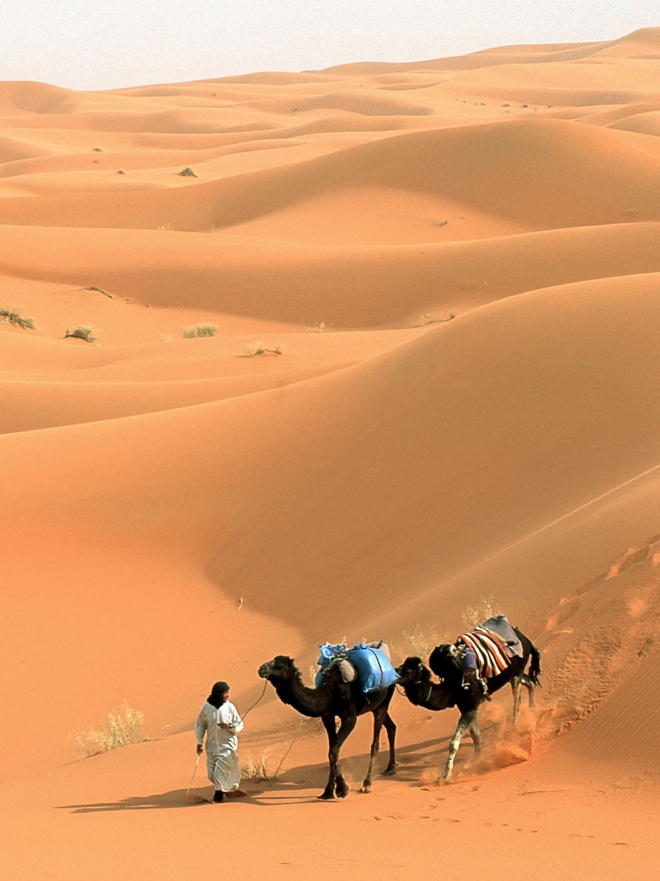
left=272, top=673, right=330, bottom=718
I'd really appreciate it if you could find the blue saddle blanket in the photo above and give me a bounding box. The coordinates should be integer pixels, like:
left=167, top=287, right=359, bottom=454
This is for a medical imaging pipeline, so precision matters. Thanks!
left=316, top=642, right=398, bottom=693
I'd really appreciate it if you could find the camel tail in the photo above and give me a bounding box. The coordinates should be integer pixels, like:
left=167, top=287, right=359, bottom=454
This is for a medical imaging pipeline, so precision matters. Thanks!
left=527, top=642, right=542, bottom=687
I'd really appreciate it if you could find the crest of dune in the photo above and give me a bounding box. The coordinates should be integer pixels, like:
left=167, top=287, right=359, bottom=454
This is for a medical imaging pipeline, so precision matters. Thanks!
left=1, top=28, right=660, bottom=880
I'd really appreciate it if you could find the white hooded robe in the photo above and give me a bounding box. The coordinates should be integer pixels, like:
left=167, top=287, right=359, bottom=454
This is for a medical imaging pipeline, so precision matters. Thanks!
left=195, top=700, right=244, bottom=792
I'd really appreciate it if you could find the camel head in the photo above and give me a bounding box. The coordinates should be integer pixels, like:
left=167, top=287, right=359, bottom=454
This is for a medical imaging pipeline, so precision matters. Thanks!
left=258, top=655, right=297, bottom=682
left=395, top=656, right=431, bottom=687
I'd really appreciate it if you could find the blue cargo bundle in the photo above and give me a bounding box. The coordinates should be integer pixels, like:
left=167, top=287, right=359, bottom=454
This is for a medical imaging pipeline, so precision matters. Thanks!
left=316, top=641, right=398, bottom=693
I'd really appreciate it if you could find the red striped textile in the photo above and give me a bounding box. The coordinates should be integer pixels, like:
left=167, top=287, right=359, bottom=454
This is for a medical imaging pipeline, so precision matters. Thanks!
left=458, top=627, right=511, bottom=678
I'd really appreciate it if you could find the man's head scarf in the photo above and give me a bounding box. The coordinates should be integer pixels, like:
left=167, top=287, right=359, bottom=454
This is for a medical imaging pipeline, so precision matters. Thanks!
left=208, top=681, right=230, bottom=708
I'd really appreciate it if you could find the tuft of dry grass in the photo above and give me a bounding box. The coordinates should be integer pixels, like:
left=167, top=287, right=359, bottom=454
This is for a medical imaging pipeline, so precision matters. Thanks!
left=242, top=749, right=272, bottom=783
left=243, top=341, right=282, bottom=357
left=462, top=594, right=500, bottom=630
left=415, top=311, right=455, bottom=327
left=1, top=307, right=35, bottom=330
left=70, top=702, right=145, bottom=758
left=178, top=166, right=197, bottom=177
left=183, top=323, right=218, bottom=339
left=64, top=325, right=97, bottom=343
left=390, top=624, right=442, bottom=665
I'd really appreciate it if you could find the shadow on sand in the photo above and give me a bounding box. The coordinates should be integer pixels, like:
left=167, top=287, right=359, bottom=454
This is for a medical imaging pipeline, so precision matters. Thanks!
left=57, top=735, right=453, bottom=813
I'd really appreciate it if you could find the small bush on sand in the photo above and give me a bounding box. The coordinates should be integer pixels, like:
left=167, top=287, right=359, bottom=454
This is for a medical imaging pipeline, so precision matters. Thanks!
left=242, top=749, right=272, bottom=783
left=308, top=321, right=329, bottom=332
left=244, top=341, right=282, bottom=357
left=1, top=307, right=35, bottom=330
left=65, top=325, right=97, bottom=343
left=183, top=323, right=218, bottom=339
left=178, top=166, right=197, bottom=177
left=70, top=702, right=145, bottom=758
left=390, top=624, right=441, bottom=664
left=415, top=311, right=455, bottom=327
left=462, top=594, right=499, bottom=630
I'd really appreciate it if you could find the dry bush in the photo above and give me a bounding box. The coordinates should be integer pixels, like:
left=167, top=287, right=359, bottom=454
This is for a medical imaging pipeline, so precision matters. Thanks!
left=462, top=594, right=500, bottom=630
left=183, top=323, right=218, bottom=339
left=64, top=325, right=97, bottom=343
left=1, top=307, right=35, bottom=330
left=244, top=341, right=282, bottom=357
left=178, top=166, right=197, bottom=177
left=307, top=321, right=329, bottom=332
left=390, top=624, right=442, bottom=664
left=415, top=311, right=455, bottom=327
left=70, top=701, right=145, bottom=758
left=242, top=749, right=272, bottom=783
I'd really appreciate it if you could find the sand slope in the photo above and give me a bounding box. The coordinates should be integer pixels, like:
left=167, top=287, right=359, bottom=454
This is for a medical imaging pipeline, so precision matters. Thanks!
left=1, top=28, right=660, bottom=879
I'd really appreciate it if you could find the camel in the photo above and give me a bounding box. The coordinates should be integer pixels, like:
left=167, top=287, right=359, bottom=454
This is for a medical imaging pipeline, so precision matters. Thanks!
left=258, top=655, right=397, bottom=799
left=395, top=626, right=541, bottom=782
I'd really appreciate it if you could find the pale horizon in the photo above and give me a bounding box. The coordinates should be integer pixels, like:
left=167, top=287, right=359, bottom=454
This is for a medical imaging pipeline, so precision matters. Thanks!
left=1, top=0, right=658, bottom=91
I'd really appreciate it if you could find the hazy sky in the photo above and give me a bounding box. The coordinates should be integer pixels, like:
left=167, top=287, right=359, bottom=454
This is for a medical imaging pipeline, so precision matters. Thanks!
left=1, top=1, right=658, bottom=91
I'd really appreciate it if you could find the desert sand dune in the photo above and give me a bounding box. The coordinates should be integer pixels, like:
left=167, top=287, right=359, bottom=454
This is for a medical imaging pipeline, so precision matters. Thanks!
left=2, top=223, right=660, bottom=327
left=2, top=29, right=660, bottom=879
left=0, top=119, right=658, bottom=233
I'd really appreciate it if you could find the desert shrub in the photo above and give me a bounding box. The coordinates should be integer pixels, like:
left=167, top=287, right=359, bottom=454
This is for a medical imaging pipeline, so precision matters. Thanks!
left=70, top=701, right=144, bottom=758
left=244, top=341, right=282, bottom=357
left=416, top=311, right=455, bottom=326
left=65, top=326, right=97, bottom=343
left=462, top=594, right=499, bottom=630
left=308, top=321, right=329, bottom=332
left=0, top=307, right=35, bottom=330
left=183, top=323, right=218, bottom=339
left=178, top=166, right=197, bottom=177
left=242, top=749, right=272, bottom=783
left=390, top=624, right=442, bottom=664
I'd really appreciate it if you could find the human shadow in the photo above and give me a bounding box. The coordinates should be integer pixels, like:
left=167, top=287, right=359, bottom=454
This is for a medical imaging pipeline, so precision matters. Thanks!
left=58, top=734, right=455, bottom=813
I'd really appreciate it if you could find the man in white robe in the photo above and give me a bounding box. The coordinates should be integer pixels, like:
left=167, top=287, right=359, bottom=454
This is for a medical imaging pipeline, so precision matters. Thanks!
left=195, top=681, right=244, bottom=803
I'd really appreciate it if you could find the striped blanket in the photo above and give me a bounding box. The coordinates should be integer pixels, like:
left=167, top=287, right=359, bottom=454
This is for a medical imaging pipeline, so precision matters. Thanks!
left=458, top=626, right=511, bottom=679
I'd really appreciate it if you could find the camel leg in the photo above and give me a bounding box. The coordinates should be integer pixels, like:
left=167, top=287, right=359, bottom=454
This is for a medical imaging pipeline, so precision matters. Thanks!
left=360, top=707, right=396, bottom=793
left=382, top=712, right=397, bottom=776
left=319, top=712, right=357, bottom=800
left=468, top=717, right=481, bottom=755
left=442, top=710, right=476, bottom=783
left=521, top=674, right=535, bottom=708
left=319, top=715, right=338, bottom=800
left=512, top=679, right=523, bottom=723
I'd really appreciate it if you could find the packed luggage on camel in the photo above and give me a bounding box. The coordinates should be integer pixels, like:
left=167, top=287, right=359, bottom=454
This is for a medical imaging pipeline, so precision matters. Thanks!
left=395, top=615, right=542, bottom=782
left=259, top=640, right=398, bottom=799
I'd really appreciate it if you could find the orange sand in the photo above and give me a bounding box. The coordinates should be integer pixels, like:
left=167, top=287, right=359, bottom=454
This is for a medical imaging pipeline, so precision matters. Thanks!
left=1, top=28, right=660, bottom=880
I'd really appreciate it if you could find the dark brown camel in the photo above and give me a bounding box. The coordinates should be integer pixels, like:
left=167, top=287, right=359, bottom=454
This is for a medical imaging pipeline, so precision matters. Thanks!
left=258, top=655, right=397, bottom=799
left=395, top=627, right=541, bottom=782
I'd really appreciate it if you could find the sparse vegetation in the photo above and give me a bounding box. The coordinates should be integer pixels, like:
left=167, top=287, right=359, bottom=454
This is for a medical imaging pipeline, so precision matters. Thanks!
left=178, top=166, right=198, bottom=177
left=242, top=748, right=272, bottom=782
left=244, top=341, right=282, bottom=357
left=0, top=307, right=35, bottom=330
left=64, top=325, right=97, bottom=343
left=415, top=311, right=455, bottom=327
left=462, top=594, right=500, bottom=630
left=308, top=321, right=329, bottom=332
left=183, top=323, right=218, bottom=339
left=391, top=624, right=442, bottom=664
left=70, top=701, right=145, bottom=758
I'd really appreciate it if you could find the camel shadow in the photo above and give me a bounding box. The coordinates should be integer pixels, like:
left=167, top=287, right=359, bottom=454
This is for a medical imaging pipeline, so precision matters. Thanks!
left=57, top=734, right=461, bottom=813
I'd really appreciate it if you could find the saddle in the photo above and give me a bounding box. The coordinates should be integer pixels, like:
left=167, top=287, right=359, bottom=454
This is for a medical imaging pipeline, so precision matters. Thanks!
left=457, top=626, right=511, bottom=679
